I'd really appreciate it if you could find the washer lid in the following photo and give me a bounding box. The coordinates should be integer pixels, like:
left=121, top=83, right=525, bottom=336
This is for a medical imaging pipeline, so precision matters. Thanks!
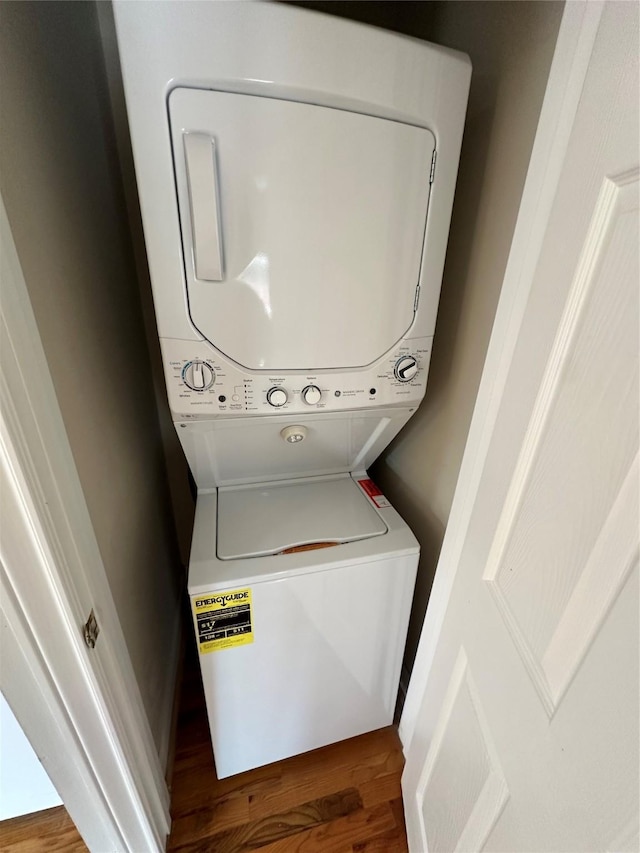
left=169, top=88, right=435, bottom=370
left=217, top=475, right=387, bottom=560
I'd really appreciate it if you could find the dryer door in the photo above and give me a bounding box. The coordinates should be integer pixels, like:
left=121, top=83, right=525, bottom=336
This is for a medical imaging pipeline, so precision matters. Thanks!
left=169, top=89, right=435, bottom=371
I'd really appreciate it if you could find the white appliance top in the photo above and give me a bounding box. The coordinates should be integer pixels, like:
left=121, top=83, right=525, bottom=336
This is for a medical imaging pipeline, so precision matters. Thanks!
left=217, top=474, right=386, bottom=559
left=188, top=474, right=419, bottom=594
left=170, top=88, right=435, bottom=370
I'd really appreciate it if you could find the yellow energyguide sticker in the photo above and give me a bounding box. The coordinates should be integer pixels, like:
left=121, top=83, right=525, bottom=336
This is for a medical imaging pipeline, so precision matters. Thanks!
left=193, top=587, right=253, bottom=654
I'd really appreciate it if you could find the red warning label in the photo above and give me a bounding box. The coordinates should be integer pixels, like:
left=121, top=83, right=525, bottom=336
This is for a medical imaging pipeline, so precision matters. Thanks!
left=357, top=478, right=391, bottom=509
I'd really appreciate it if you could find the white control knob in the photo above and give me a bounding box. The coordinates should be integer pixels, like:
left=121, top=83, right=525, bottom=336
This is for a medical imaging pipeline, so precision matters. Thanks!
left=183, top=360, right=214, bottom=391
left=302, top=385, right=322, bottom=405
left=267, top=387, right=288, bottom=407
left=394, top=356, right=418, bottom=383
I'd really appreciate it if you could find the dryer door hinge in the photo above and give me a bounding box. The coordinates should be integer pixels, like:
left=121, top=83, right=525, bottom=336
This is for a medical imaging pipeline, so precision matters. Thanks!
left=414, top=285, right=421, bottom=312
left=429, top=150, right=437, bottom=184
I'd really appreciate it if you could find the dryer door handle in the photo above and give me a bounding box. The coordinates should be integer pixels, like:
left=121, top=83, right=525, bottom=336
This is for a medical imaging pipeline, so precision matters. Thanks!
left=183, top=132, right=224, bottom=281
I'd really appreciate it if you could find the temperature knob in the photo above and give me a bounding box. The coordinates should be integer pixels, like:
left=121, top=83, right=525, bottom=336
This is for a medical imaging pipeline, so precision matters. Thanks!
left=183, top=360, right=214, bottom=391
left=302, top=385, right=322, bottom=405
left=267, top=387, right=288, bottom=407
left=394, top=356, right=418, bottom=383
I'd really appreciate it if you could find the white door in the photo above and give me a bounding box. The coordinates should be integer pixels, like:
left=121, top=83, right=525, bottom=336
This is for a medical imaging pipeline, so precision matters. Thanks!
left=401, top=3, right=639, bottom=851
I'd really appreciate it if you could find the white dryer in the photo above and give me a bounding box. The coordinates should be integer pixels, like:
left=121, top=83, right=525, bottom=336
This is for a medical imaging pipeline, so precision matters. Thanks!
left=114, top=2, right=470, bottom=777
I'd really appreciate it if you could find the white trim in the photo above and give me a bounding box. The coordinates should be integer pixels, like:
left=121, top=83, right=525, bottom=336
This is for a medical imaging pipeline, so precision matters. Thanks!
left=0, top=493, right=124, bottom=851
left=0, top=196, right=170, bottom=851
left=399, top=0, right=605, bottom=750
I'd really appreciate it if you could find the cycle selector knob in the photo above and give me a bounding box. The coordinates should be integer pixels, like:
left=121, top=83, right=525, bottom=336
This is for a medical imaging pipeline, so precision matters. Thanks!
left=183, top=360, right=214, bottom=391
left=302, top=385, right=322, bottom=405
left=394, top=356, right=418, bottom=383
left=267, top=387, right=288, bottom=407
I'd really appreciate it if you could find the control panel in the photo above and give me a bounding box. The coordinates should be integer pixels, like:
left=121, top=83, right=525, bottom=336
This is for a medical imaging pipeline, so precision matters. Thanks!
left=162, top=337, right=432, bottom=418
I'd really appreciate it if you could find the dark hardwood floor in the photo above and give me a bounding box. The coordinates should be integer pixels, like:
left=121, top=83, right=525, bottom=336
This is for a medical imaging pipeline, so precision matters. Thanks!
left=0, top=640, right=408, bottom=852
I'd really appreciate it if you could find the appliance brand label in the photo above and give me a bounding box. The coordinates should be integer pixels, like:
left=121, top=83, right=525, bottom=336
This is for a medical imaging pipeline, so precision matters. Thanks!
left=193, top=587, right=253, bottom=654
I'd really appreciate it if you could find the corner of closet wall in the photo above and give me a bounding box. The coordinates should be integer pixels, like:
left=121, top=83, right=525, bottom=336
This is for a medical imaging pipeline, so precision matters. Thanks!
left=371, top=0, right=565, bottom=677
left=0, top=0, right=185, bottom=770
left=95, top=0, right=196, bottom=572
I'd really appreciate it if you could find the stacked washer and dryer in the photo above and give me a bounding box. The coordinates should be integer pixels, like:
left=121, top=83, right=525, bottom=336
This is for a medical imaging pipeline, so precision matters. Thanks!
left=115, top=3, right=470, bottom=779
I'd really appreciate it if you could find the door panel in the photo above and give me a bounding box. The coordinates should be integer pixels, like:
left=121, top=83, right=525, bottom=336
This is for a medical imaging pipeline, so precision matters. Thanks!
left=402, top=4, right=639, bottom=851
left=484, top=169, right=639, bottom=716
left=416, top=650, right=509, bottom=853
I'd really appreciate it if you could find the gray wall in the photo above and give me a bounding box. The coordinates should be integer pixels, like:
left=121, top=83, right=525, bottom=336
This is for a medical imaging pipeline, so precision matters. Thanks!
left=0, top=1, right=183, bottom=765
left=96, top=2, right=196, bottom=570
left=298, top=1, right=563, bottom=676
left=375, top=0, right=563, bottom=676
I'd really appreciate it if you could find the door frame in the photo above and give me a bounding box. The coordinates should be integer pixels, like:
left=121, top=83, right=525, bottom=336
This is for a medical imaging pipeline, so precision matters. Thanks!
left=399, top=0, right=605, bottom=751
left=0, top=195, right=171, bottom=851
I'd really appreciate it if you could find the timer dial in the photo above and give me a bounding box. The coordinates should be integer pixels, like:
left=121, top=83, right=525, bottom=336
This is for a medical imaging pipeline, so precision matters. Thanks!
left=267, top=387, right=288, bottom=407
left=394, top=355, right=418, bottom=383
left=302, top=385, right=322, bottom=405
left=183, top=360, right=214, bottom=391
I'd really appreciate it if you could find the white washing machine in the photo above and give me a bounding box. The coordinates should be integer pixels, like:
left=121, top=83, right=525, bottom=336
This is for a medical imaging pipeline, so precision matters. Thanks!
left=114, top=2, right=471, bottom=777
left=189, top=473, right=419, bottom=778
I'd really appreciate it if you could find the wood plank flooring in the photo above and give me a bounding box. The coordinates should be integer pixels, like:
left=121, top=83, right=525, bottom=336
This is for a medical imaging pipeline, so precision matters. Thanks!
left=167, top=642, right=409, bottom=853
left=0, top=805, right=87, bottom=852
left=0, top=639, right=409, bottom=852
